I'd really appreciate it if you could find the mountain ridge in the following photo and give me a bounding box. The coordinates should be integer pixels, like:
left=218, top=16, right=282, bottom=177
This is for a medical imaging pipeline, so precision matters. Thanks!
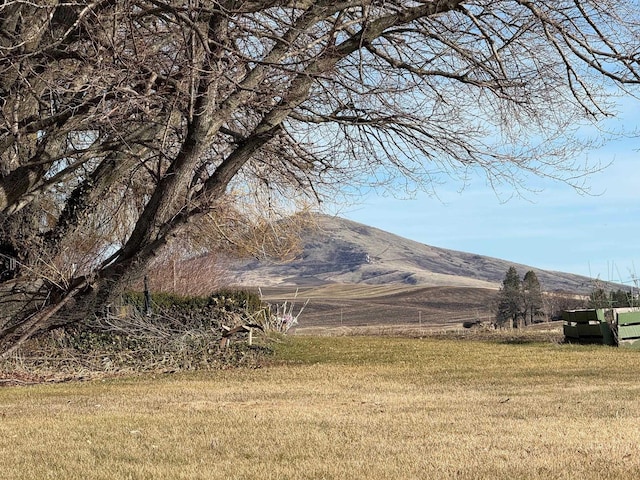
left=228, top=214, right=609, bottom=295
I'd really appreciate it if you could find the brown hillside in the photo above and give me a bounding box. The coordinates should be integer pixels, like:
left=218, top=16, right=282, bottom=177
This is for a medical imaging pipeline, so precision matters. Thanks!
left=220, top=214, right=601, bottom=332
left=228, top=214, right=602, bottom=294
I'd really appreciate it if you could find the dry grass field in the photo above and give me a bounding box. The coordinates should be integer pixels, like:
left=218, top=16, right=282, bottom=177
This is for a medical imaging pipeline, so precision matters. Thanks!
left=259, top=284, right=501, bottom=330
left=2, top=335, right=640, bottom=479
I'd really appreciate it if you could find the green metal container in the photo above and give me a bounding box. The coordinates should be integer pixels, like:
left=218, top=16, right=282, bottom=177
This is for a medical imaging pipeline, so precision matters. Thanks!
left=616, top=309, right=640, bottom=347
left=562, top=309, right=615, bottom=345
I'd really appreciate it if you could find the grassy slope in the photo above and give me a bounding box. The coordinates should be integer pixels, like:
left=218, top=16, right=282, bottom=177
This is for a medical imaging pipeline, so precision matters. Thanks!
left=2, top=336, right=640, bottom=479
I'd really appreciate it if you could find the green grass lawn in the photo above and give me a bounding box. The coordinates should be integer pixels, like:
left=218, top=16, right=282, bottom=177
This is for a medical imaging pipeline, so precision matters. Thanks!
left=2, top=336, right=640, bottom=479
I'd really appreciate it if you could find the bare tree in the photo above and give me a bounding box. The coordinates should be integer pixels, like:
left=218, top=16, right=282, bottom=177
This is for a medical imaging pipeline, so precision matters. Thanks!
left=1, top=0, right=640, bottom=354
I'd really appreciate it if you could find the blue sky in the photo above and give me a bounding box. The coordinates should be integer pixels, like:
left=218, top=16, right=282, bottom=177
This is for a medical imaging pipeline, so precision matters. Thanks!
left=341, top=97, right=640, bottom=284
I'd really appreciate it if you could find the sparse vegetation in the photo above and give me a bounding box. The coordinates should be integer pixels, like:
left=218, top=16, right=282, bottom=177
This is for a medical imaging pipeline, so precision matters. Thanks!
left=2, top=336, right=640, bottom=479
left=257, top=289, right=308, bottom=334
left=142, top=253, right=229, bottom=298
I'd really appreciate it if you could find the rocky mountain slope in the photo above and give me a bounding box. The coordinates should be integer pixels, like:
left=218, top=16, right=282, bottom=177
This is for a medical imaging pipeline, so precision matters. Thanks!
left=228, top=215, right=602, bottom=294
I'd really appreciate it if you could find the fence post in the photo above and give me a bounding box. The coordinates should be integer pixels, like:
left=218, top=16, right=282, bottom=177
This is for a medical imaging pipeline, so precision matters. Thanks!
left=144, top=275, right=152, bottom=316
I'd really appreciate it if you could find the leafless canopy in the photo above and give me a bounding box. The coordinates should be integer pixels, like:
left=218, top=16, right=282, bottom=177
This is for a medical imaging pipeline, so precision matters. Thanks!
left=1, top=0, right=639, bottom=352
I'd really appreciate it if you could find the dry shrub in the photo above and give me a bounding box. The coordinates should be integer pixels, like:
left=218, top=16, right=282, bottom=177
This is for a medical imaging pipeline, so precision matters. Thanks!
left=257, top=288, right=309, bottom=333
left=141, top=209, right=317, bottom=297
left=0, top=290, right=272, bottom=379
left=144, top=253, right=229, bottom=297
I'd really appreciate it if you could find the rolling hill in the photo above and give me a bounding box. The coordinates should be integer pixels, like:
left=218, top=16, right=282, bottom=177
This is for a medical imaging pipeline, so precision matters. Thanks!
left=217, top=214, right=616, bottom=331
left=228, top=214, right=600, bottom=294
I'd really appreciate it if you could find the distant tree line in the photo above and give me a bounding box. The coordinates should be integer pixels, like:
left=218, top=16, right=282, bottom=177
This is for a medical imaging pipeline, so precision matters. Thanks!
left=588, top=287, right=636, bottom=309
left=495, top=267, right=637, bottom=328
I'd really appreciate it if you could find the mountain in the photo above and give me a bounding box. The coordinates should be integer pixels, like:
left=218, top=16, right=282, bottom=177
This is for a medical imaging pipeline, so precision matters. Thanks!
left=227, top=214, right=602, bottom=294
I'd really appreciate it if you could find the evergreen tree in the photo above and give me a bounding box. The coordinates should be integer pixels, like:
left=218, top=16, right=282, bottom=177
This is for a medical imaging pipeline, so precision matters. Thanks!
left=522, top=270, right=544, bottom=325
left=611, top=289, right=632, bottom=308
left=588, top=287, right=610, bottom=309
left=588, top=288, right=633, bottom=309
left=496, top=267, right=522, bottom=328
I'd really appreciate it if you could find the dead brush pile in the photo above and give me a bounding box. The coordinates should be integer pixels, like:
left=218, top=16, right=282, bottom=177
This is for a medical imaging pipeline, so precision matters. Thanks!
left=0, top=290, right=272, bottom=383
